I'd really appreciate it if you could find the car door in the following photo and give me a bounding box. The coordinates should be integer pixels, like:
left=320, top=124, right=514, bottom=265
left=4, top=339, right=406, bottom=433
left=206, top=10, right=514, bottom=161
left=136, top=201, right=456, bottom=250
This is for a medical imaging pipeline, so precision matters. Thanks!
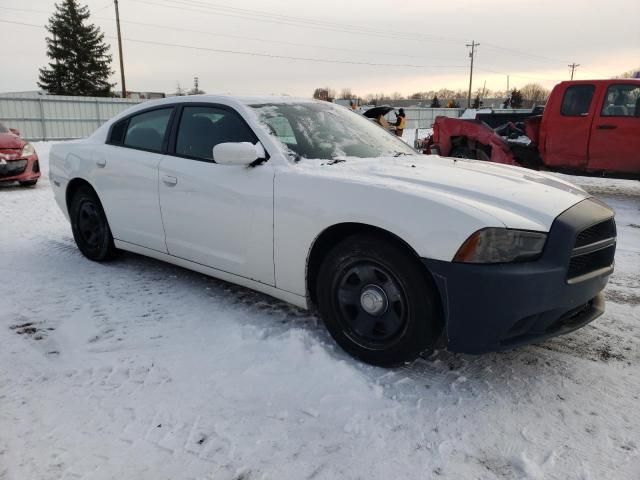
left=93, top=106, right=175, bottom=252
left=542, top=83, right=596, bottom=169
left=588, top=83, right=640, bottom=174
left=158, top=104, right=275, bottom=285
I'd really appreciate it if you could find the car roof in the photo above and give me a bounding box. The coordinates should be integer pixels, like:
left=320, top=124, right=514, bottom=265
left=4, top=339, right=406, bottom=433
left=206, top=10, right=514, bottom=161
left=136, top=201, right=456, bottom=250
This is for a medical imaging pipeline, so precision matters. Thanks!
left=556, top=79, right=640, bottom=86
left=134, top=94, right=318, bottom=109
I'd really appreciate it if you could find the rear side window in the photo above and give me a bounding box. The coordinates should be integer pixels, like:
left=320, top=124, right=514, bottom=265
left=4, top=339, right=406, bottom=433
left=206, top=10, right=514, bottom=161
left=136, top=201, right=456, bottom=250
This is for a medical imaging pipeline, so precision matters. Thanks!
left=175, top=106, right=257, bottom=161
left=122, top=108, right=173, bottom=152
left=108, top=118, right=128, bottom=144
left=561, top=85, right=595, bottom=116
left=601, top=84, right=640, bottom=117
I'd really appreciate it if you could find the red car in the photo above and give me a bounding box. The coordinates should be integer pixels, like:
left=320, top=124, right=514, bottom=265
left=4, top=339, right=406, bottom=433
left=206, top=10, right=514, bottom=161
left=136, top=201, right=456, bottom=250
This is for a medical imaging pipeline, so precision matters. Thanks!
left=0, top=122, right=40, bottom=187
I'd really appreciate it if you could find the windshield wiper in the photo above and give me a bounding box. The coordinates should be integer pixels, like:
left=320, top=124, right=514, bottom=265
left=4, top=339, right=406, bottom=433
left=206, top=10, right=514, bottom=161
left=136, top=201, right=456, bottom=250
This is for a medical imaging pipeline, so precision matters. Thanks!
left=327, top=159, right=346, bottom=165
left=393, top=151, right=410, bottom=157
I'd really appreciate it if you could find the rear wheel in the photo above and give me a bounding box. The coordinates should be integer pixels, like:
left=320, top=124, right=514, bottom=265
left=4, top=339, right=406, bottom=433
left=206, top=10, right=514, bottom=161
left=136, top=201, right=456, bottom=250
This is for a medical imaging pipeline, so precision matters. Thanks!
left=316, top=235, right=442, bottom=367
left=69, top=186, right=116, bottom=261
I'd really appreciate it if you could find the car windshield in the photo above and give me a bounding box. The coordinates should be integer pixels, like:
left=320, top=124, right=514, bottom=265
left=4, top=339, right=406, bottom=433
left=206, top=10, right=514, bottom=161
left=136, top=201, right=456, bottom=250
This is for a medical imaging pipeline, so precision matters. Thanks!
left=250, top=102, right=416, bottom=160
left=0, top=122, right=8, bottom=133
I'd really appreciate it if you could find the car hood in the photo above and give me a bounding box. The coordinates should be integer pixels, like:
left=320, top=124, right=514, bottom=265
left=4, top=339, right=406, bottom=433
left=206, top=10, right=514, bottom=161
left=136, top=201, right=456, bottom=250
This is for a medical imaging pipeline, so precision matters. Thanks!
left=295, top=155, right=590, bottom=231
left=0, top=132, right=24, bottom=150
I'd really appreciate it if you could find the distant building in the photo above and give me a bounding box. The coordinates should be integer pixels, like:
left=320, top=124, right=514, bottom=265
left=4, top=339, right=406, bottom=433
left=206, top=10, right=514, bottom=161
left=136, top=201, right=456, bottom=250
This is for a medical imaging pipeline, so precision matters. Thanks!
left=125, top=91, right=166, bottom=100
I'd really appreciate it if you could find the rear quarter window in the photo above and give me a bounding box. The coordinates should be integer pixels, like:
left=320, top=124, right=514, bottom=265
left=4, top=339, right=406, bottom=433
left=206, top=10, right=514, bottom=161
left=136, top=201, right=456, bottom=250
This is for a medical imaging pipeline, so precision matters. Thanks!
left=123, top=108, right=173, bottom=152
left=108, top=118, right=128, bottom=145
left=561, top=85, right=595, bottom=116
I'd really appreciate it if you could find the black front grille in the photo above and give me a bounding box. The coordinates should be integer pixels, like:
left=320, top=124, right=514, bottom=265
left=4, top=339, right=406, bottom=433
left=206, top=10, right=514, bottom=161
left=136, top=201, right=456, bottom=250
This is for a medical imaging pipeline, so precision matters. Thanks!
left=0, top=159, right=27, bottom=178
left=568, top=244, right=615, bottom=280
left=567, top=216, right=616, bottom=281
left=575, top=218, right=616, bottom=248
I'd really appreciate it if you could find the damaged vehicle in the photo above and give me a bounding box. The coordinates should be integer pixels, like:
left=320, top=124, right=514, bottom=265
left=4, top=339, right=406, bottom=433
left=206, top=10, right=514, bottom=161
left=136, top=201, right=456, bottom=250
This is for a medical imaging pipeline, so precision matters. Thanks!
left=50, top=96, right=616, bottom=366
left=0, top=122, right=40, bottom=187
left=422, top=79, right=640, bottom=178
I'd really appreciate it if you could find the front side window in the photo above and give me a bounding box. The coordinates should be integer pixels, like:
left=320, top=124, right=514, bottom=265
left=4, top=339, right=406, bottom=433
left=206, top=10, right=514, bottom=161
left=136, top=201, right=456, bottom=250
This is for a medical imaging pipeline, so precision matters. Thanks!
left=175, top=106, right=258, bottom=161
left=561, top=85, right=595, bottom=116
left=0, top=122, right=8, bottom=134
left=250, top=102, right=416, bottom=160
left=122, top=108, right=173, bottom=152
left=601, top=84, right=640, bottom=117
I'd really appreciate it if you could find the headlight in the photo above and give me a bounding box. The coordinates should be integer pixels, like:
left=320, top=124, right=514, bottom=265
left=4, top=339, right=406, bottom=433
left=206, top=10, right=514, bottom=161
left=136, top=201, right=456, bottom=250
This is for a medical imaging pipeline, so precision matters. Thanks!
left=21, top=142, right=35, bottom=157
left=454, top=228, right=547, bottom=263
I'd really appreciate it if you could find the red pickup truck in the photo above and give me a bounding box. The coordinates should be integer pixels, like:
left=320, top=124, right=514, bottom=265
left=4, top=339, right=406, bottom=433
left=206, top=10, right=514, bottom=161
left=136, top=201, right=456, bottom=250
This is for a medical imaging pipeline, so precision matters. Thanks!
left=424, top=79, right=640, bottom=178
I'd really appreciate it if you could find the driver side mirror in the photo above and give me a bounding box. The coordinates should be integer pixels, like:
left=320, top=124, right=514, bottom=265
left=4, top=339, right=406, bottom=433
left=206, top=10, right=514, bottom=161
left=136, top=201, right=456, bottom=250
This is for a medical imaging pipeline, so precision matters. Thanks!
left=213, top=142, right=261, bottom=166
left=9, top=128, right=20, bottom=136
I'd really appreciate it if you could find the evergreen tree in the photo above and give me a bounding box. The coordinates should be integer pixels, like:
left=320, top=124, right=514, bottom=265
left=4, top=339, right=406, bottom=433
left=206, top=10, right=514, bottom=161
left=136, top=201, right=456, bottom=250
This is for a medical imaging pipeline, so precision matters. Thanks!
left=38, top=0, right=114, bottom=96
left=472, top=94, right=481, bottom=109
left=430, top=95, right=441, bottom=108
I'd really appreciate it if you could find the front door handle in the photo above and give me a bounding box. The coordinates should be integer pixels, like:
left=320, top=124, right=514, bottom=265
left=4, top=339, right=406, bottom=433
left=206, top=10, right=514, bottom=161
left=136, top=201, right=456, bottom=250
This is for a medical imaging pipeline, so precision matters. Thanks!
left=596, top=124, right=617, bottom=130
left=96, top=158, right=107, bottom=168
left=162, top=175, right=178, bottom=186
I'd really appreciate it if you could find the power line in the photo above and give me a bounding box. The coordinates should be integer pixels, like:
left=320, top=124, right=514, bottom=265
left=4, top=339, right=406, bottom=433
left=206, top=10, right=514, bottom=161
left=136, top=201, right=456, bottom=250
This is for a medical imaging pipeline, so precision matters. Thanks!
left=0, top=19, right=468, bottom=69
left=155, top=0, right=576, bottom=68
left=0, top=5, right=458, bottom=61
left=130, top=0, right=463, bottom=46
left=482, top=43, right=571, bottom=66
left=476, top=67, right=562, bottom=83
left=0, top=2, right=587, bottom=70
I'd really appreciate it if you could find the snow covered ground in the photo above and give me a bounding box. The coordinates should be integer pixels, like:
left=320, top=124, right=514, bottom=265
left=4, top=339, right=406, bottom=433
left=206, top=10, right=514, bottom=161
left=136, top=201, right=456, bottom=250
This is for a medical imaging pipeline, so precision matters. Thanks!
left=1, top=143, right=639, bottom=479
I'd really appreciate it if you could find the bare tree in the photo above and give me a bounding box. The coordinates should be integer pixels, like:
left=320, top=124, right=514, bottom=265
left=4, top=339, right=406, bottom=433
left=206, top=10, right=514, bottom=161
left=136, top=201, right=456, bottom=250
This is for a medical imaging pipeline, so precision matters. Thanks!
left=173, top=82, right=186, bottom=96
left=614, top=68, right=640, bottom=79
left=339, top=88, right=355, bottom=99
left=390, top=91, right=404, bottom=100
left=520, top=83, right=550, bottom=107
left=312, top=87, right=336, bottom=102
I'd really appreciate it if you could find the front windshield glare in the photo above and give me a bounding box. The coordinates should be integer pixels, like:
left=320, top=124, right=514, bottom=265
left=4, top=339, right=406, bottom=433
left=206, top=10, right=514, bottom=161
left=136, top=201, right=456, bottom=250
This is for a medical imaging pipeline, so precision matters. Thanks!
left=251, top=102, right=416, bottom=160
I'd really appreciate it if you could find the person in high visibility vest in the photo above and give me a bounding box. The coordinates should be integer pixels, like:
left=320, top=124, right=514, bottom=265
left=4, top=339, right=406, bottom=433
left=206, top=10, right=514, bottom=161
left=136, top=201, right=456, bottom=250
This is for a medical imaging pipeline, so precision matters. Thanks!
left=393, top=108, right=406, bottom=137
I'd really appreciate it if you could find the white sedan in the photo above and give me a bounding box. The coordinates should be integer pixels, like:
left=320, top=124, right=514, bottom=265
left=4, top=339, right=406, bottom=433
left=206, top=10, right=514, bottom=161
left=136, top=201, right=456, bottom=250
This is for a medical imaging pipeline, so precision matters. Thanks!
left=49, top=96, right=616, bottom=366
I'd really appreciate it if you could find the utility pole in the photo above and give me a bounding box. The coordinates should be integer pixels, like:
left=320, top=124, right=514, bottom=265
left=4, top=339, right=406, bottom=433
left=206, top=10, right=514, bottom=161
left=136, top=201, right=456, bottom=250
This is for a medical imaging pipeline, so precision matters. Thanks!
left=466, top=40, right=479, bottom=108
left=568, top=62, right=580, bottom=80
left=506, top=75, right=510, bottom=94
left=114, top=0, right=126, bottom=98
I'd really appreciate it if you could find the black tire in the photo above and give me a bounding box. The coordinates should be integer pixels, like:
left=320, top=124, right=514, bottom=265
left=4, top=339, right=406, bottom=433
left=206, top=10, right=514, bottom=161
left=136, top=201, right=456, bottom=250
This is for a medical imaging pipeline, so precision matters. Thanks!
left=19, top=180, right=38, bottom=187
left=450, top=146, right=474, bottom=159
left=316, top=234, right=442, bottom=367
left=69, top=186, right=117, bottom=261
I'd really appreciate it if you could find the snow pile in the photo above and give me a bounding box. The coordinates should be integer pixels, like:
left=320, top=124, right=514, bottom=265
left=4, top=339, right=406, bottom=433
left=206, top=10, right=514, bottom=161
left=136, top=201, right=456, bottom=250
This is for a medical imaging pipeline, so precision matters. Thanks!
left=0, top=143, right=638, bottom=479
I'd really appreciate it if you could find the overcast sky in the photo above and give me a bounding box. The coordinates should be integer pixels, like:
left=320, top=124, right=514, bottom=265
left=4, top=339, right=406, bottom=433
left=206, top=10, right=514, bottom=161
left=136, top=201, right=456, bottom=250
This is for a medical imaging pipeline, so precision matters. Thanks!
left=1, top=0, right=638, bottom=97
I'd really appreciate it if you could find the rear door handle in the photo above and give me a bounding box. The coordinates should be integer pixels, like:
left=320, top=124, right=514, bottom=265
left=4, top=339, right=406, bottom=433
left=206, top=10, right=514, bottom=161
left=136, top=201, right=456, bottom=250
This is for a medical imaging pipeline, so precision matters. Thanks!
left=596, top=125, right=617, bottom=130
left=162, top=175, right=178, bottom=186
left=96, top=158, right=106, bottom=168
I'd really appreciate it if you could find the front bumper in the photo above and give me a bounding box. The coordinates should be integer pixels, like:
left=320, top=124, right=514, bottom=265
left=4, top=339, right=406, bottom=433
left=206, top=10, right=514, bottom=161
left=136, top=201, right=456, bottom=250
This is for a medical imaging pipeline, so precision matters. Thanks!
left=423, top=198, right=615, bottom=354
left=0, top=154, right=40, bottom=183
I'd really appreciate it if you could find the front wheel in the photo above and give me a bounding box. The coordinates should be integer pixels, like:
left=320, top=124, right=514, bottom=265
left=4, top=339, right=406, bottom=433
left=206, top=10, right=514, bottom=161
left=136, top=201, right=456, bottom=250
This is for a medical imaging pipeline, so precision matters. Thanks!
left=316, top=235, right=442, bottom=367
left=69, top=186, right=117, bottom=261
left=450, top=145, right=474, bottom=159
